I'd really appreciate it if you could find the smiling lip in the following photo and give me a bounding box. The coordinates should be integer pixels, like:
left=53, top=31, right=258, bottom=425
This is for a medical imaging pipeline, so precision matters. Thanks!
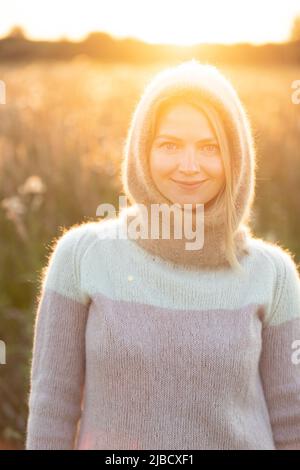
left=171, top=178, right=208, bottom=189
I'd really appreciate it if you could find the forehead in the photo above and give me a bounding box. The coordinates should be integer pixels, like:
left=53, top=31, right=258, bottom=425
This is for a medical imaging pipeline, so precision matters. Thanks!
left=155, top=102, right=216, bottom=138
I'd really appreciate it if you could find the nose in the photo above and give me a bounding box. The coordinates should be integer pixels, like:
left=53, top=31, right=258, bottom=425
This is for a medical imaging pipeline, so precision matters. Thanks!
left=178, top=145, right=200, bottom=174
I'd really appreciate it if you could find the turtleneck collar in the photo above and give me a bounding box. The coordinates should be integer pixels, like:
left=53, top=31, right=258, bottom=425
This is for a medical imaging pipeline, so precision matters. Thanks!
left=118, top=202, right=252, bottom=271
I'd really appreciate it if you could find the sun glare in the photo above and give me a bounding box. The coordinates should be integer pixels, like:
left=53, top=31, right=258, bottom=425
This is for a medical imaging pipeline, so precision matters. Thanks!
left=1, top=0, right=300, bottom=45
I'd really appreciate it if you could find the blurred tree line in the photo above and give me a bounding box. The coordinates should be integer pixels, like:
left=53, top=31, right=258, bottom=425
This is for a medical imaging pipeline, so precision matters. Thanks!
left=0, top=20, right=300, bottom=65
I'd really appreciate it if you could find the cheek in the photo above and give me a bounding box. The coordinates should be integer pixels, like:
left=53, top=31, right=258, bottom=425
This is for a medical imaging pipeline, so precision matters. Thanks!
left=150, top=151, right=175, bottom=178
left=207, top=158, right=225, bottom=180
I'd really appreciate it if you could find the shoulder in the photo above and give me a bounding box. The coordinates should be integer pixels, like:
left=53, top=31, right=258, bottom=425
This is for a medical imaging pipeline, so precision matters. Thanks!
left=247, top=236, right=300, bottom=326
left=40, top=219, right=119, bottom=304
left=246, top=235, right=299, bottom=278
left=49, top=217, right=120, bottom=259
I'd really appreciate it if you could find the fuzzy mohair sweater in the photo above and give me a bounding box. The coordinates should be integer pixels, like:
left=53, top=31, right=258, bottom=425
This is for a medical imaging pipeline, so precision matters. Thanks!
left=25, top=214, right=300, bottom=449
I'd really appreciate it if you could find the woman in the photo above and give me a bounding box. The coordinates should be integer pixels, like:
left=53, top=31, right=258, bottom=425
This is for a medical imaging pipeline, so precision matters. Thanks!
left=26, top=59, right=300, bottom=450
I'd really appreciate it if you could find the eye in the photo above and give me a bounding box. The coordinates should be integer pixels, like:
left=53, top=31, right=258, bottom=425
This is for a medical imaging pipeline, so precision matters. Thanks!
left=160, top=142, right=179, bottom=151
left=201, top=144, right=219, bottom=153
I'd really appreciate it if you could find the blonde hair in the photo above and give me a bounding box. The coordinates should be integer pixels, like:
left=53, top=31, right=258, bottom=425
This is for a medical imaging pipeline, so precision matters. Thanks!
left=147, top=93, right=243, bottom=272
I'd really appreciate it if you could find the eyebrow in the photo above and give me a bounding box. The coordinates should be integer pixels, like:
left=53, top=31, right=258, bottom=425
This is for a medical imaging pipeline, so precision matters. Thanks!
left=154, top=134, right=218, bottom=144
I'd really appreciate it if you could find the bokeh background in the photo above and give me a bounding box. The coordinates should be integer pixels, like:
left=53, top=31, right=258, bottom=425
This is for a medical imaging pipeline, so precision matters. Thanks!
left=0, top=0, right=300, bottom=450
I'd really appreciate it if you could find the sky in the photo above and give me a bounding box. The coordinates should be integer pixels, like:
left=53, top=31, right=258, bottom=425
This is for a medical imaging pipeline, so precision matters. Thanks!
left=1, top=0, right=300, bottom=46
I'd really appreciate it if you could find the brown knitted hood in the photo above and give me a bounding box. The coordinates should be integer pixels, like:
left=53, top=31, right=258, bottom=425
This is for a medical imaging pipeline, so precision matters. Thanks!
left=120, top=59, right=256, bottom=270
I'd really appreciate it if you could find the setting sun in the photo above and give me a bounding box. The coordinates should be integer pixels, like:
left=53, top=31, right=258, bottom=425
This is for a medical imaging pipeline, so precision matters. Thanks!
left=1, top=0, right=300, bottom=45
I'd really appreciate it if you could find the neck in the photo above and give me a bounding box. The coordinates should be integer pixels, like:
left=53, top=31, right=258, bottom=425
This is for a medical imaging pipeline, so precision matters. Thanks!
left=119, top=203, right=250, bottom=270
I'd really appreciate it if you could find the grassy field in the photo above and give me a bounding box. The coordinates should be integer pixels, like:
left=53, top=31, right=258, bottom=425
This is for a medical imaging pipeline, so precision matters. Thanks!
left=0, top=59, right=299, bottom=449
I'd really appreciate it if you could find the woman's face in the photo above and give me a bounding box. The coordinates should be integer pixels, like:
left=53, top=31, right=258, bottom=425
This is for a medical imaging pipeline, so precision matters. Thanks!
left=149, top=103, right=226, bottom=209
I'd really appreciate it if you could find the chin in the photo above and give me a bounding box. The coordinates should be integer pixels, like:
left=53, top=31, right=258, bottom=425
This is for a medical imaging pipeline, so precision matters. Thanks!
left=204, top=194, right=220, bottom=209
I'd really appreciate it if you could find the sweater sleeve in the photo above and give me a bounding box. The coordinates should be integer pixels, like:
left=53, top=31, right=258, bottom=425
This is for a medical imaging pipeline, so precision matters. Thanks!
left=25, top=226, right=91, bottom=450
left=259, top=247, right=300, bottom=450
